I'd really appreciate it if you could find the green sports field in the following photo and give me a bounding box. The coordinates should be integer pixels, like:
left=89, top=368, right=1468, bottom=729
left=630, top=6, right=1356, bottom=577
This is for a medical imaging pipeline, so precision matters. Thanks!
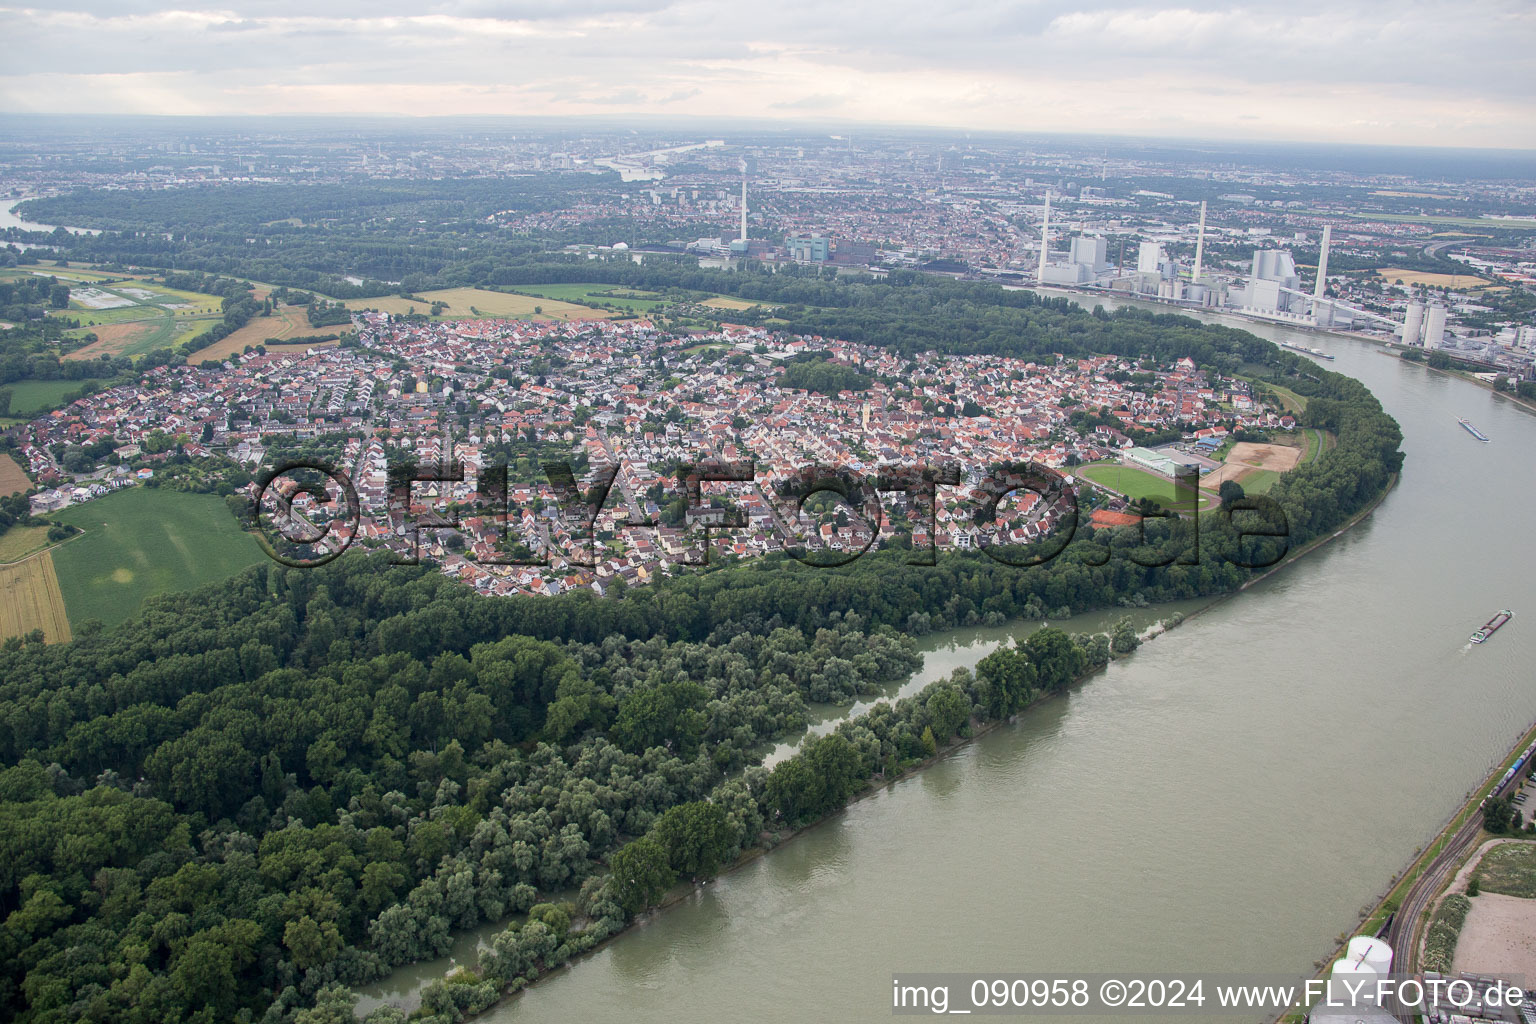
left=1078, top=462, right=1214, bottom=511
left=51, top=487, right=265, bottom=628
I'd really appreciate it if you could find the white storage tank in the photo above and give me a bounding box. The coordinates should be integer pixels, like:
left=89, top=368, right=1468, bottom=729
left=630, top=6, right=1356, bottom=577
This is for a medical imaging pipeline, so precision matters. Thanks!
left=1328, top=958, right=1381, bottom=1006
left=1346, top=935, right=1392, bottom=975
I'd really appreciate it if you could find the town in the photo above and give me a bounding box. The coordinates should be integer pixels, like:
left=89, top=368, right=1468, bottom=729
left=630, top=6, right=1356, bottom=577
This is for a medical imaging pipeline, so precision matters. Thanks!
left=12, top=309, right=1298, bottom=597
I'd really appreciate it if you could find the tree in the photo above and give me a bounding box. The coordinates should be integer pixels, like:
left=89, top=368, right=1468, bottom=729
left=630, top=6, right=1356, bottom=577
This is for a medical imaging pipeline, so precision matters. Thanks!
left=925, top=685, right=970, bottom=741
left=651, top=801, right=735, bottom=879
left=1111, top=617, right=1141, bottom=655
left=1218, top=479, right=1245, bottom=505
left=608, top=836, right=675, bottom=914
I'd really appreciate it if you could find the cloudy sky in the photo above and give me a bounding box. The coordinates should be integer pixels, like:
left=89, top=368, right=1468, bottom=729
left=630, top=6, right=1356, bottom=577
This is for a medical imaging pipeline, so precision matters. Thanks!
left=2, top=1, right=1533, bottom=148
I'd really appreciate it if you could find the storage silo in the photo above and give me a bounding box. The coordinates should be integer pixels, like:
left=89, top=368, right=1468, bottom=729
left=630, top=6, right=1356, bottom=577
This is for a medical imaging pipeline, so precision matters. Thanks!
left=1402, top=301, right=1424, bottom=346
left=1346, top=935, right=1392, bottom=975
left=1424, top=303, right=1448, bottom=347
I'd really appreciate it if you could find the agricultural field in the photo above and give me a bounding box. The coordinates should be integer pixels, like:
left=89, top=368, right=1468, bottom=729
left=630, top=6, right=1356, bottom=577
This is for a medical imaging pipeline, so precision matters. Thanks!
left=344, top=287, right=614, bottom=321
left=6, top=378, right=99, bottom=417
left=45, top=273, right=228, bottom=359
left=52, top=487, right=265, bottom=628
left=512, top=283, right=671, bottom=311
left=1377, top=268, right=1492, bottom=289
left=699, top=295, right=765, bottom=311
left=187, top=305, right=336, bottom=362
left=0, top=453, right=31, bottom=495
left=0, top=526, right=52, bottom=563
left=0, top=552, right=72, bottom=644
left=1078, top=462, right=1215, bottom=511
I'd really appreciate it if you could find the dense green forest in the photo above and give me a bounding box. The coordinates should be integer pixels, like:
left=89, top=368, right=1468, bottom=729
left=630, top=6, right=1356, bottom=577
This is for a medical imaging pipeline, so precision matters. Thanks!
left=0, top=237, right=1404, bottom=1023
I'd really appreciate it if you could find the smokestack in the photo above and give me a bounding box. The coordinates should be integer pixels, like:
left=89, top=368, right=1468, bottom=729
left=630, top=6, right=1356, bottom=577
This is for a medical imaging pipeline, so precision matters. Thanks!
left=1192, top=200, right=1206, bottom=283
left=739, top=176, right=748, bottom=243
left=1036, top=192, right=1051, bottom=285
left=1313, top=224, right=1332, bottom=300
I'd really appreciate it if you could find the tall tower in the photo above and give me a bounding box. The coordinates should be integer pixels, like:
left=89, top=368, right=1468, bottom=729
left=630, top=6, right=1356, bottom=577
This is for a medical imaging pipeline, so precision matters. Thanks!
left=1313, top=225, right=1332, bottom=301
left=739, top=176, right=748, bottom=243
left=1036, top=192, right=1051, bottom=286
left=1192, top=200, right=1207, bottom=283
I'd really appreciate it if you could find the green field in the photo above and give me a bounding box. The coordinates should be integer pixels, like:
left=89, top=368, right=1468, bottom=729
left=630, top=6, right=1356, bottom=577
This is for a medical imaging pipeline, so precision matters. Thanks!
left=51, top=487, right=265, bottom=628
left=513, top=283, right=672, bottom=311
left=6, top=378, right=99, bottom=416
left=1472, top=840, right=1536, bottom=899
left=1237, top=469, right=1280, bottom=494
left=1079, top=462, right=1215, bottom=511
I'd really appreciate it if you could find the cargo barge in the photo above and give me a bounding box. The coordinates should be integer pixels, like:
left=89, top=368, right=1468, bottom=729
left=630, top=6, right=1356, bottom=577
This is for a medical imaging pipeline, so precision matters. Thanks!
left=1471, top=609, right=1513, bottom=644
left=1278, top=341, right=1336, bottom=360
left=1458, top=417, right=1491, bottom=442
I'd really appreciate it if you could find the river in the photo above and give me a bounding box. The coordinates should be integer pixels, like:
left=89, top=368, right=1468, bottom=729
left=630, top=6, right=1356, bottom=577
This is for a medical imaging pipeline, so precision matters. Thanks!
left=373, top=308, right=1536, bottom=1022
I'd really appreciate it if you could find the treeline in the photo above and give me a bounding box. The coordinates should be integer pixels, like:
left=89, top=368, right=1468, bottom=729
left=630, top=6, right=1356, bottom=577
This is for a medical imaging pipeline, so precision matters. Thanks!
left=12, top=177, right=619, bottom=297
left=0, top=274, right=69, bottom=322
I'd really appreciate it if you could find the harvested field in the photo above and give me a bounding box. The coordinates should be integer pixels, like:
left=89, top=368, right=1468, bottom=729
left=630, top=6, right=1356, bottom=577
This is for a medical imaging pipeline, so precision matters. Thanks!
left=64, top=320, right=156, bottom=360
left=187, top=306, right=334, bottom=362
left=344, top=287, right=614, bottom=321
left=0, top=552, right=72, bottom=643
left=1377, top=268, right=1491, bottom=289
left=0, top=453, right=30, bottom=495
left=700, top=295, right=764, bottom=310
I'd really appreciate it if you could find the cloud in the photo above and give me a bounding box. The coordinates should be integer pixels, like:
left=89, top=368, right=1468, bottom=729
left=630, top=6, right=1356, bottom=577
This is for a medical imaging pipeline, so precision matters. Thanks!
left=0, top=1, right=1530, bottom=146
left=770, top=93, right=846, bottom=111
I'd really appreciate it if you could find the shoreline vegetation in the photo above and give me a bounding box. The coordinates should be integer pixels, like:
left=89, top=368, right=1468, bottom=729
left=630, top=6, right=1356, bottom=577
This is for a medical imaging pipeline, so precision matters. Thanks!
left=0, top=278, right=1407, bottom=1024
left=434, top=467, right=1406, bottom=1024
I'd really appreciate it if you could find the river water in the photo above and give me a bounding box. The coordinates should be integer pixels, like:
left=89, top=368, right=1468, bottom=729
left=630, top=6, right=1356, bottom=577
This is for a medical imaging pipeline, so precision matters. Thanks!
left=374, top=308, right=1536, bottom=1022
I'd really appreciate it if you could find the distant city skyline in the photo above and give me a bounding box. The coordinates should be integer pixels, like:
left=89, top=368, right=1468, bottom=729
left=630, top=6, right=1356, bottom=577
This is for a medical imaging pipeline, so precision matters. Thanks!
left=1, top=1, right=1533, bottom=149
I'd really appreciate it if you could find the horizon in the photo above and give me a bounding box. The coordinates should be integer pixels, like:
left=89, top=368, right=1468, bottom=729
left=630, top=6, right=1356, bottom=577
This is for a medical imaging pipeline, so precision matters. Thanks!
left=2, top=1, right=1532, bottom=149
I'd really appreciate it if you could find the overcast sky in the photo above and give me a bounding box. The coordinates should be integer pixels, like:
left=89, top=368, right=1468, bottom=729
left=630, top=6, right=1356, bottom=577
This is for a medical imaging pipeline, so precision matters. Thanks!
left=2, top=1, right=1533, bottom=148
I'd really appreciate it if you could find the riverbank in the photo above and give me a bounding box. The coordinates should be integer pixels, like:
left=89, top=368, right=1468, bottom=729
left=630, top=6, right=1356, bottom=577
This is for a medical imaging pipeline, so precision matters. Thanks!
left=1379, top=348, right=1536, bottom=416
left=432, top=472, right=1403, bottom=1024
left=1274, top=714, right=1536, bottom=1024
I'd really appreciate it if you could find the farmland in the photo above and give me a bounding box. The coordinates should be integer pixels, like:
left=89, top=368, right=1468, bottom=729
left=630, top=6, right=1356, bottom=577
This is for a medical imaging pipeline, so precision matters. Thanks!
left=6, top=378, right=99, bottom=417
left=187, top=305, right=336, bottom=362
left=51, top=487, right=265, bottom=628
left=511, top=283, right=670, bottom=311
left=1078, top=462, right=1215, bottom=511
left=1376, top=268, right=1492, bottom=289
left=0, top=553, right=72, bottom=644
left=0, top=453, right=30, bottom=495
left=344, top=287, right=613, bottom=321
left=0, top=526, right=52, bottom=563
left=38, top=272, right=230, bottom=359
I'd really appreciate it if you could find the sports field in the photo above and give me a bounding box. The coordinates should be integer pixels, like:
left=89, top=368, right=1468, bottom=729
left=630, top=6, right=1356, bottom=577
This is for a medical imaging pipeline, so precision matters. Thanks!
left=0, top=453, right=30, bottom=495
left=0, top=553, right=71, bottom=644
left=1078, top=462, right=1214, bottom=511
left=52, top=487, right=265, bottom=628
left=345, top=287, right=613, bottom=321
left=1201, top=441, right=1302, bottom=494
